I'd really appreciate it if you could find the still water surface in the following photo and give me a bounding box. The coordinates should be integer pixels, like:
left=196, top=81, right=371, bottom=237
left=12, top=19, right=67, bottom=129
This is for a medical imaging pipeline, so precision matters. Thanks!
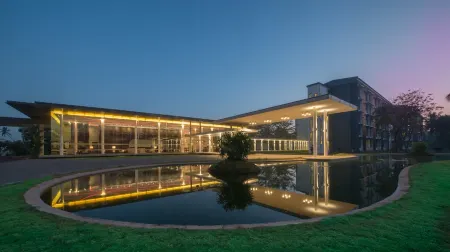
left=43, top=155, right=412, bottom=225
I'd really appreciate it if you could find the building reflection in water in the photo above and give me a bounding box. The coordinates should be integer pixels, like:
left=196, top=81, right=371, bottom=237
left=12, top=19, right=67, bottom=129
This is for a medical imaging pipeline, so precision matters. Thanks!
left=45, top=158, right=409, bottom=219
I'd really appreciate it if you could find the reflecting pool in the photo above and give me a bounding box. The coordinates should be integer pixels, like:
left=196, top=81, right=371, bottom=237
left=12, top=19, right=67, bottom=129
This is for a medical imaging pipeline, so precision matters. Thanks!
left=42, top=155, right=412, bottom=225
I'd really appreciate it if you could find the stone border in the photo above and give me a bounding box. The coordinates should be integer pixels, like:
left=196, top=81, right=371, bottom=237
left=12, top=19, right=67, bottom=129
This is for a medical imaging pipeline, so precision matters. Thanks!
left=24, top=161, right=412, bottom=230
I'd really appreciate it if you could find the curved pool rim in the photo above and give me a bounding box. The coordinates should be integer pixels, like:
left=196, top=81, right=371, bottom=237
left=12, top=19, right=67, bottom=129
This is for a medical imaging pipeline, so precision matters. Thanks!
left=24, top=160, right=412, bottom=230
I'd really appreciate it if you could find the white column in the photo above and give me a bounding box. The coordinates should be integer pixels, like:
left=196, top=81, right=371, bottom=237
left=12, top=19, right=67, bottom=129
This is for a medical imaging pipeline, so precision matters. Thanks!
left=260, top=139, right=263, bottom=151
left=323, top=111, right=329, bottom=156
left=74, top=179, right=79, bottom=193
left=189, top=121, right=192, bottom=152
left=59, top=112, right=64, bottom=156
left=100, top=119, right=105, bottom=154
left=134, top=120, right=138, bottom=154
left=253, top=139, right=256, bottom=151
left=198, top=135, right=202, bottom=152
left=312, top=110, right=318, bottom=156
left=73, top=122, right=78, bottom=155
left=157, top=122, right=161, bottom=153
left=268, top=139, right=270, bottom=151
left=180, top=124, right=185, bottom=153
left=279, top=140, right=281, bottom=151
left=208, top=134, right=212, bottom=152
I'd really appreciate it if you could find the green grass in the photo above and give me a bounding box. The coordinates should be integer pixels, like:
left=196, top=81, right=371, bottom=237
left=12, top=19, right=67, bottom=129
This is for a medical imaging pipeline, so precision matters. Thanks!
left=1, top=162, right=449, bottom=251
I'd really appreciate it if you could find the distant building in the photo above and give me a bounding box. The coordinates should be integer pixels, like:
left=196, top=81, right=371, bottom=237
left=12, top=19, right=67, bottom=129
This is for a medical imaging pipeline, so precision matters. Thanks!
left=296, top=77, right=391, bottom=153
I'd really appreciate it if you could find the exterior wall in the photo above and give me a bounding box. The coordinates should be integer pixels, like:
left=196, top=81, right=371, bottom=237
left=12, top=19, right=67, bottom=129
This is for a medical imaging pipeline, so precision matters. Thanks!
left=325, top=77, right=390, bottom=153
left=326, top=81, right=360, bottom=153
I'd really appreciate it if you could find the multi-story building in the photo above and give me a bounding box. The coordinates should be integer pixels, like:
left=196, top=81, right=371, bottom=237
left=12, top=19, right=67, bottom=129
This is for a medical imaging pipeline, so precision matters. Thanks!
left=296, top=77, right=391, bottom=153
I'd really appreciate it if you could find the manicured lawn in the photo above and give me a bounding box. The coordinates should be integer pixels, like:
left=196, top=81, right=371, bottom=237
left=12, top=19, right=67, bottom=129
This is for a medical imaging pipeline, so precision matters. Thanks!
left=1, top=162, right=449, bottom=251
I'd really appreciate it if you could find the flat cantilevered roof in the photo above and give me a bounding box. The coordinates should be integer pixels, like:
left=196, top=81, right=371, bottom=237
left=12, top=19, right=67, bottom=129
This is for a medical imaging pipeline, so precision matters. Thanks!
left=6, top=100, right=216, bottom=123
left=214, top=94, right=357, bottom=125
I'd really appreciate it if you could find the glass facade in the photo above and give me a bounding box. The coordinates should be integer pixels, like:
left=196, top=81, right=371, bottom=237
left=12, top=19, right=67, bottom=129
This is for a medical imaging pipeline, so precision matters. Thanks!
left=49, top=111, right=238, bottom=156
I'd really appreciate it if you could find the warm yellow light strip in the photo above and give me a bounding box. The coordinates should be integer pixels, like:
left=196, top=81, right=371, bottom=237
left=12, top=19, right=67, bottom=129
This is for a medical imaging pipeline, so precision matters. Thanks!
left=51, top=110, right=236, bottom=129
left=50, top=112, right=60, bottom=125
left=51, top=189, right=62, bottom=206
left=52, top=181, right=220, bottom=209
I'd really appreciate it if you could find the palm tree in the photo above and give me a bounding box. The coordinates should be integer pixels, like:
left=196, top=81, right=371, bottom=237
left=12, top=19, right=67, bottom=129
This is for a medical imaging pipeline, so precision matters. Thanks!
left=1, top=127, right=12, bottom=140
left=446, top=93, right=450, bottom=102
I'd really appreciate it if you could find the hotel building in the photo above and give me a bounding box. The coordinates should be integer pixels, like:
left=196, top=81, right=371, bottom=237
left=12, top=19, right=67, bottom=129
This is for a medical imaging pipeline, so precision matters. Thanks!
left=296, top=77, right=391, bottom=153
left=2, top=89, right=357, bottom=157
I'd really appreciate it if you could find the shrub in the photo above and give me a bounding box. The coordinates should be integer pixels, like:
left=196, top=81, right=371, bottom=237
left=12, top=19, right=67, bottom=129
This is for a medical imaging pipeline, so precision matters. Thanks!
left=218, top=132, right=252, bottom=160
left=411, top=142, right=428, bottom=155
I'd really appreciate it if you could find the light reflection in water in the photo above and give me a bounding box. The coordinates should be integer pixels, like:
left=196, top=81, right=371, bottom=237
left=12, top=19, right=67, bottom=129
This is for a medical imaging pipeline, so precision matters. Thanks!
left=43, top=156, right=410, bottom=225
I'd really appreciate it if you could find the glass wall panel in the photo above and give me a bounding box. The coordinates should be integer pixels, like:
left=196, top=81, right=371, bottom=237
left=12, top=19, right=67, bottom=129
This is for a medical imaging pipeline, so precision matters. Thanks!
left=104, top=125, right=134, bottom=154
left=50, top=114, right=72, bottom=155
left=137, top=122, right=158, bottom=153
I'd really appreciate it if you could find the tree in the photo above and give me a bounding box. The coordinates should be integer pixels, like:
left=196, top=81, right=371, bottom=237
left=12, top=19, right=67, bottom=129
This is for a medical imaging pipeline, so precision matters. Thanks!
left=447, top=93, right=450, bottom=102
left=374, top=104, right=422, bottom=152
left=18, top=125, right=42, bottom=158
left=393, top=89, right=443, bottom=124
left=254, top=121, right=296, bottom=139
left=1, top=127, right=12, bottom=141
left=374, top=90, right=443, bottom=152
left=218, top=132, right=252, bottom=160
left=428, top=115, right=450, bottom=151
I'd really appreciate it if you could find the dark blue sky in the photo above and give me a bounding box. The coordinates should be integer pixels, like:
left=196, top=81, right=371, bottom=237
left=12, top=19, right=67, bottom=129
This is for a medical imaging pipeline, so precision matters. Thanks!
left=1, top=0, right=449, bottom=123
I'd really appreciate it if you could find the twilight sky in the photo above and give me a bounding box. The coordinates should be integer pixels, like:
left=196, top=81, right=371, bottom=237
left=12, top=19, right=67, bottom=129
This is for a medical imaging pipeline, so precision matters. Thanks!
left=1, top=0, right=449, bottom=123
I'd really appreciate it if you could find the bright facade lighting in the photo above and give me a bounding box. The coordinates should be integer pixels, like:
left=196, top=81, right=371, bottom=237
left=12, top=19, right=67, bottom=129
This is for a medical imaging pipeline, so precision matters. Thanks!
left=281, top=194, right=291, bottom=199
left=281, top=117, right=290, bottom=120
left=263, top=120, right=272, bottom=123
left=264, top=190, right=273, bottom=195
left=303, top=199, right=313, bottom=204
left=249, top=122, right=257, bottom=125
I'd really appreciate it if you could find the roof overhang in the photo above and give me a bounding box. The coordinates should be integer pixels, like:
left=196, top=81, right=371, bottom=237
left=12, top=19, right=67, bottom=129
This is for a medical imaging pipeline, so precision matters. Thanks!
left=6, top=101, right=217, bottom=124
left=214, top=94, right=357, bottom=125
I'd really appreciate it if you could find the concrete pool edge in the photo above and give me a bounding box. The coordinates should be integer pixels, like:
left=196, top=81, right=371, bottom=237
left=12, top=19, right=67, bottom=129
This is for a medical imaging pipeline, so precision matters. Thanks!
left=24, top=161, right=412, bottom=230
